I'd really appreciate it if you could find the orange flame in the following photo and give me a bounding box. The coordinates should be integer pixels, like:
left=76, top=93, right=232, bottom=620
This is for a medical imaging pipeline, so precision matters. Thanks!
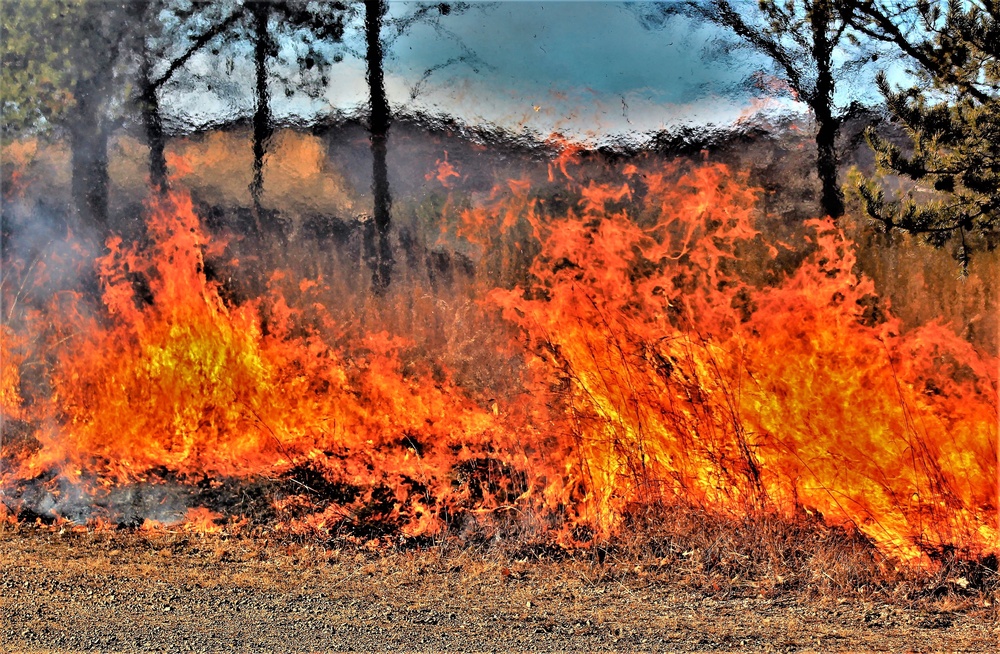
left=426, top=151, right=461, bottom=188
left=1, top=159, right=996, bottom=564
left=1, top=326, right=26, bottom=422
left=182, top=507, right=224, bottom=533
left=2, top=190, right=519, bottom=537
left=488, top=163, right=997, bottom=560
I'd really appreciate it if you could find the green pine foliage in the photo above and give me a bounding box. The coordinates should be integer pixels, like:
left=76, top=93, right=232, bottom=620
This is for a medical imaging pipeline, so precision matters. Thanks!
left=855, top=1, right=1000, bottom=266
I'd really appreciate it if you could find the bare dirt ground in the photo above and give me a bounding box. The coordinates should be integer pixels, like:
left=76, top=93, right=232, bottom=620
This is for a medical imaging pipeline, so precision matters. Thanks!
left=1, top=526, right=996, bottom=653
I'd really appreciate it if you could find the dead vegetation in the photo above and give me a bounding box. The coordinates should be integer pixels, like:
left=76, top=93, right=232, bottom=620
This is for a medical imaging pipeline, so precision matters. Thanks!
left=1, top=517, right=996, bottom=653
left=3, top=125, right=997, bottom=652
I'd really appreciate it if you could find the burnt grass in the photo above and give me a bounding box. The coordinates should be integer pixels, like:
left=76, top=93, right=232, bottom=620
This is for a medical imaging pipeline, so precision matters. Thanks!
left=5, top=467, right=999, bottom=593
left=1, top=513, right=997, bottom=653
left=1, top=453, right=997, bottom=651
left=3, top=458, right=997, bottom=601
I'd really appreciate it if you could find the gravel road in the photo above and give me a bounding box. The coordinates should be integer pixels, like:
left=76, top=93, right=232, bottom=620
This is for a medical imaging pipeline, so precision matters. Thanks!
left=2, top=527, right=996, bottom=652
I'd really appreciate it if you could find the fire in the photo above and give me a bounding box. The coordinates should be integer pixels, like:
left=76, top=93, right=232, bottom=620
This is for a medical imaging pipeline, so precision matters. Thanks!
left=466, top=160, right=997, bottom=560
left=2, top=190, right=522, bottom=538
left=1, top=156, right=996, bottom=564
left=182, top=507, right=224, bottom=533
left=1, top=326, right=26, bottom=422
left=426, top=151, right=461, bottom=188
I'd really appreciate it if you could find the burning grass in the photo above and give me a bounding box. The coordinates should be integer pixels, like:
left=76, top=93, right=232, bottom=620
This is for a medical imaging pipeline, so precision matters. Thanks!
left=1, top=153, right=997, bottom=578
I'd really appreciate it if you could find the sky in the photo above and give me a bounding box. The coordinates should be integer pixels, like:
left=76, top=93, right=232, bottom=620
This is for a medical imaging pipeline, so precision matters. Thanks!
left=371, top=2, right=773, bottom=141
left=164, top=1, right=887, bottom=145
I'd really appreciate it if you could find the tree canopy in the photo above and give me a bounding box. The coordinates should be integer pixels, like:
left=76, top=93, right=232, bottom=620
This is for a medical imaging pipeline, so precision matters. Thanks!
left=4, top=0, right=999, bottom=264
left=688, top=0, right=893, bottom=219
left=851, top=0, right=1000, bottom=265
left=1, top=0, right=132, bottom=136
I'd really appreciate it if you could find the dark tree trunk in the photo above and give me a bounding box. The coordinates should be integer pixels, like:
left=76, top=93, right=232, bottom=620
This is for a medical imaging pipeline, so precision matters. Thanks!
left=65, top=6, right=122, bottom=231
left=810, top=0, right=844, bottom=219
left=250, top=1, right=273, bottom=219
left=365, top=0, right=393, bottom=293
left=69, top=73, right=110, bottom=230
left=140, top=42, right=168, bottom=193
left=814, top=111, right=843, bottom=219
left=132, top=0, right=167, bottom=194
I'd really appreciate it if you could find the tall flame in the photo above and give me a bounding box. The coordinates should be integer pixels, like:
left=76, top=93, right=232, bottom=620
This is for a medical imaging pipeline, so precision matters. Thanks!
left=4, top=191, right=521, bottom=537
left=1, top=159, right=996, bottom=563
left=486, top=164, right=997, bottom=559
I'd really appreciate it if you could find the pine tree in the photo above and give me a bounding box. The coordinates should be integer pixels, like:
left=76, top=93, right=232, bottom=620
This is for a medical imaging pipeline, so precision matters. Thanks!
left=690, top=0, right=878, bottom=219
left=852, top=1, right=1000, bottom=267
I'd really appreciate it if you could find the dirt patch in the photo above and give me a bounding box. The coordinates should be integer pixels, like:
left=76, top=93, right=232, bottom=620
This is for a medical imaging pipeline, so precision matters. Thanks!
left=1, top=527, right=996, bottom=652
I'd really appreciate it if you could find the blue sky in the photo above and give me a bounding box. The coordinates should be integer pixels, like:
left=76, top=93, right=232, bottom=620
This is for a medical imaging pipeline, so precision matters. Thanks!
left=165, top=1, right=889, bottom=144
left=379, top=2, right=767, bottom=139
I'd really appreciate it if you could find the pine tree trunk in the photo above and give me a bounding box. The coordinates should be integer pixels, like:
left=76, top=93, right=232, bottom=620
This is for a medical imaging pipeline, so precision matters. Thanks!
left=250, top=1, right=273, bottom=219
left=141, top=43, right=168, bottom=193
left=814, top=110, right=843, bottom=219
left=365, top=0, right=394, bottom=293
left=810, top=0, right=844, bottom=219
left=69, top=73, right=110, bottom=230
left=133, top=0, right=167, bottom=194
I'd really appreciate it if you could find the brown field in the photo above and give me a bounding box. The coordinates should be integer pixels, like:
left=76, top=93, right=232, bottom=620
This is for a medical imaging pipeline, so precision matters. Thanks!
left=1, top=524, right=996, bottom=653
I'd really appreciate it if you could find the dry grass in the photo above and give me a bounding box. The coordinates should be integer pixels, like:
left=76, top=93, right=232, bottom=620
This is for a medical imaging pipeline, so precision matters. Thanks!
left=3, top=509, right=995, bottom=612
left=610, top=506, right=998, bottom=608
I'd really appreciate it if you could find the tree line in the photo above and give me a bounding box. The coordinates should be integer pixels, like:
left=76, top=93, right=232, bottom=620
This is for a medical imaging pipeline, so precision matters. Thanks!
left=686, top=0, right=999, bottom=266
left=3, top=0, right=999, bottom=279
left=2, top=0, right=470, bottom=291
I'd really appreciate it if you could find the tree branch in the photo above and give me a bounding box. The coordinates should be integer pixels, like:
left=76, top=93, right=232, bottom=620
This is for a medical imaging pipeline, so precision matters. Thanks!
left=152, top=9, right=244, bottom=90
left=848, top=1, right=992, bottom=103
left=709, top=1, right=813, bottom=102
